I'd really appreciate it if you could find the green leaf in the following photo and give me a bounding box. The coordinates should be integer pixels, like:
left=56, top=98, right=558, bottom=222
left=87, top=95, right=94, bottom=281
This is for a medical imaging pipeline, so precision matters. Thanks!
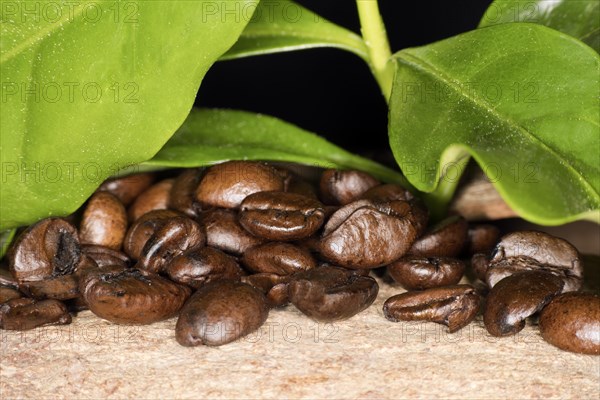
left=0, top=1, right=256, bottom=230
left=0, top=229, right=16, bottom=260
left=480, top=0, right=600, bottom=52
left=221, top=0, right=368, bottom=61
left=389, top=23, right=600, bottom=225
left=144, top=108, right=409, bottom=187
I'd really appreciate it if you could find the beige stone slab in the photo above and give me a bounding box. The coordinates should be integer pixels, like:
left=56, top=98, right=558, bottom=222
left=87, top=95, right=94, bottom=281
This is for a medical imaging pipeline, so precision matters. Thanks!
left=1, top=278, right=599, bottom=400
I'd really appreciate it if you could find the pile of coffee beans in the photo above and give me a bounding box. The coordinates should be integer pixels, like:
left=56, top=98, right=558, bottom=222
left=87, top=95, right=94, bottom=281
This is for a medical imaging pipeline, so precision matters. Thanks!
left=0, top=161, right=598, bottom=354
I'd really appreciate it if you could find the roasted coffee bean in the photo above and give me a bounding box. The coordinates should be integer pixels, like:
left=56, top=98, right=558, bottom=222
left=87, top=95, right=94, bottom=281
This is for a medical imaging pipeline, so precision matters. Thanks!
left=169, top=168, right=203, bottom=217
left=98, top=172, right=155, bottom=206
left=319, top=169, right=379, bottom=205
left=387, top=257, right=465, bottom=290
left=81, top=266, right=191, bottom=325
left=289, top=266, right=378, bottom=321
left=383, top=285, right=480, bottom=333
left=128, top=178, right=175, bottom=222
left=408, top=216, right=468, bottom=258
left=286, top=175, right=318, bottom=199
left=487, top=231, right=582, bottom=291
left=176, top=280, right=269, bottom=346
left=470, top=253, right=490, bottom=282
left=483, top=271, right=564, bottom=337
left=239, top=191, right=325, bottom=241
left=0, top=298, right=71, bottom=330
left=319, top=200, right=419, bottom=269
left=465, top=224, right=500, bottom=255
left=201, top=209, right=265, bottom=256
left=0, top=285, right=22, bottom=303
left=82, top=244, right=130, bottom=268
left=242, top=273, right=291, bottom=308
left=19, top=275, right=79, bottom=300
left=360, top=183, right=413, bottom=202
left=165, top=247, right=243, bottom=289
left=242, top=242, right=316, bottom=275
left=123, top=209, right=183, bottom=260
left=195, top=161, right=285, bottom=209
left=80, top=191, right=127, bottom=250
left=539, top=292, right=600, bottom=355
left=9, top=218, right=81, bottom=282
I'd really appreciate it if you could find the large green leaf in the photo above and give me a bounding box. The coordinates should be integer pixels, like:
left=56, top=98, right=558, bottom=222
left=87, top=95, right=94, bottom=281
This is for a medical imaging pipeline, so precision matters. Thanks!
left=0, top=0, right=255, bottom=230
left=221, top=0, right=368, bottom=61
left=480, top=0, right=600, bottom=52
left=144, top=108, right=409, bottom=187
left=389, top=23, right=600, bottom=225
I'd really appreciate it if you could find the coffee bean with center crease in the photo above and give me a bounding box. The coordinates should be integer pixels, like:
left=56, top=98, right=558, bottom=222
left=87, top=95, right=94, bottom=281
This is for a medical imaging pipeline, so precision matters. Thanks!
left=9, top=218, right=81, bottom=282
left=98, top=172, right=155, bottom=206
left=487, top=231, right=582, bottom=292
left=483, top=270, right=564, bottom=337
left=123, top=210, right=181, bottom=261
left=384, top=285, right=480, bottom=332
left=81, top=266, right=191, bottom=324
left=387, top=257, right=465, bottom=290
left=195, top=161, right=285, bottom=209
left=239, top=191, right=325, bottom=241
left=539, top=292, right=600, bottom=355
left=408, top=216, right=468, bottom=258
left=319, top=199, right=420, bottom=269
left=0, top=298, right=71, bottom=330
left=289, top=266, right=379, bottom=321
left=242, top=242, right=316, bottom=275
left=176, top=280, right=269, bottom=346
left=80, top=191, right=128, bottom=250
left=201, top=208, right=265, bottom=256
left=165, top=247, right=244, bottom=289
left=319, top=169, right=379, bottom=205
left=465, top=224, right=500, bottom=255
left=128, top=178, right=175, bottom=222
left=169, top=168, right=203, bottom=217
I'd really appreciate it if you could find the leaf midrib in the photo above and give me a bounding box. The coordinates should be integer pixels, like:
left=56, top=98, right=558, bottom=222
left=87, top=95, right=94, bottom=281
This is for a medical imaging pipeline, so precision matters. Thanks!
left=394, top=51, right=600, bottom=202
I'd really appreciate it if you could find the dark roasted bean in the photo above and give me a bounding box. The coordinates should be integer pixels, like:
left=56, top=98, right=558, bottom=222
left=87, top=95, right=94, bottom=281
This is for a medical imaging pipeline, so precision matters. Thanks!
left=539, top=292, right=600, bottom=355
left=98, top=173, right=155, bottom=206
left=201, top=209, right=265, bottom=256
left=289, top=266, right=378, bottom=321
left=319, top=169, right=379, bottom=205
left=483, top=271, right=564, bottom=337
left=408, top=216, right=468, bottom=258
left=387, top=257, right=465, bottom=290
left=9, top=218, right=81, bottom=282
left=195, top=161, right=285, bottom=209
left=165, top=247, right=243, bottom=289
left=242, top=242, right=316, bottom=275
left=176, top=280, right=269, bottom=346
left=128, top=178, right=175, bottom=222
left=81, top=266, right=191, bottom=325
left=82, top=244, right=130, bottom=268
left=0, top=285, right=23, bottom=303
left=0, top=298, right=71, bottom=330
left=383, top=285, right=480, bottom=333
left=169, top=168, right=203, bottom=217
left=470, top=253, right=490, bottom=282
left=239, top=191, right=325, bottom=241
left=80, top=191, right=127, bottom=250
left=123, top=210, right=181, bottom=260
left=19, top=274, right=79, bottom=300
left=465, top=224, right=500, bottom=255
left=242, top=273, right=291, bottom=308
left=360, top=183, right=413, bottom=202
left=286, top=175, right=318, bottom=199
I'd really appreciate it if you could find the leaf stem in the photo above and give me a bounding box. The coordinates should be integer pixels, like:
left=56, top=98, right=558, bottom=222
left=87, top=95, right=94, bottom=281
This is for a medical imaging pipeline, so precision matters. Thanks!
left=423, top=155, right=470, bottom=222
left=356, top=0, right=394, bottom=101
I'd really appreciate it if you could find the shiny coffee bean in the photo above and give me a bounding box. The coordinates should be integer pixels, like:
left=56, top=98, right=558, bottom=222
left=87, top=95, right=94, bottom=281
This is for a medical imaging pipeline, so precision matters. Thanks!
left=319, top=200, right=419, bottom=269
left=319, top=169, right=379, bottom=205
left=360, top=183, right=413, bottom=202
left=470, top=253, right=490, bottom=282
left=165, top=247, right=243, bottom=289
left=19, top=275, right=79, bottom=300
left=195, top=161, right=285, bottom=209
left=176, top=280, right=269, bottom=346
left=169, top=168, right=203, bottom=217
left=82, top=244, right=130, bottom=268
left=242, top=242, right=316, bottom=275
left=201, top=209, right=265, bottom=256
left=136, top=216, right=205, bottom=274
left=483, top=271, right=564, bottom=337
left=242, top=273, right=291, bottom=308
left=289, top=266, right=379, bottom=321
left=123, top=209, right=183, bottom=260
left=9, top=218, right=81, bottom=282
left=98, top=172, right=155, bottom=206
left=128, top=178, right=175, bottom=222
left=539, top=292, right=600, bottom=355
left=0, top=285, right=23, bottom=303
left=383, top=285, right=480, bottom=333
left=387, top=257, right=465, bottom=290
left=465, top=224, right=500, bottom=255
left=81, top=266, right=191, bottom=325
left=80, top=191, right=127, bottom=250
left=0, top=298, right=71, bottom=330
left=239, top=191, right=325, bottom=241
left=408, top=216, right=468, bottom=258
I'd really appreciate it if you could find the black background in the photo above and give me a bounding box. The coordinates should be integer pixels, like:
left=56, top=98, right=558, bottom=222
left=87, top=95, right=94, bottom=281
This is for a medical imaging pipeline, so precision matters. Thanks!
left=194, top=1, right=494, bottom=157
